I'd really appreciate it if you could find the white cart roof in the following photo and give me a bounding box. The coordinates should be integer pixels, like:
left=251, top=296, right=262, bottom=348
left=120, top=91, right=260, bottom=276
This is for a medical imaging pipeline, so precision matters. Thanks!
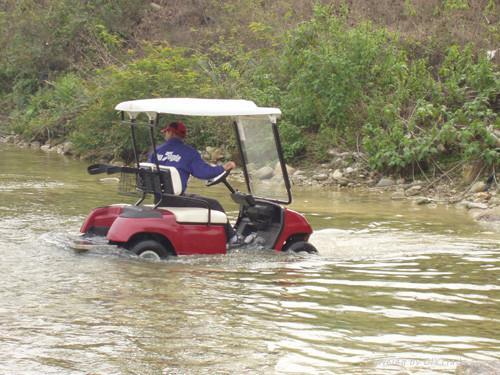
left=115, top=98, right=281, bottom=120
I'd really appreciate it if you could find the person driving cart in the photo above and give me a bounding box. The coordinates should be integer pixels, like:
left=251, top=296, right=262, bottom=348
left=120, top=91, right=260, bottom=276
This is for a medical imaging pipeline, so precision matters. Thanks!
left=148, top=121, right=239, bottom=243
left=149, top=121, right=235, bottom=190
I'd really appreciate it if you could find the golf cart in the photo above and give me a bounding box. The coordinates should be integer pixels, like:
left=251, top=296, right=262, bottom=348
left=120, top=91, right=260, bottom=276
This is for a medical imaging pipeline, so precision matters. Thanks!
left=73, top=98, right=317, bottom=259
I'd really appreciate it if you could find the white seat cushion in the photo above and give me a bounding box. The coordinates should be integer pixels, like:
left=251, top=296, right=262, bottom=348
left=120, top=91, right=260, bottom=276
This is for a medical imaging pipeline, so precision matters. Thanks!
left=159, top=207, right=227, bottom=224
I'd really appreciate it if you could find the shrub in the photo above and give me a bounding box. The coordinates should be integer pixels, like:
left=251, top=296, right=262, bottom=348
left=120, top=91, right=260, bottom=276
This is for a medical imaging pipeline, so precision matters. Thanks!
left=9, top=73, right=88, bottom=142
left=364, top=45, right=499, bottom=171
left=69, top=46, right=223, bottom=160
left=279, top=5, right=407, bottom=153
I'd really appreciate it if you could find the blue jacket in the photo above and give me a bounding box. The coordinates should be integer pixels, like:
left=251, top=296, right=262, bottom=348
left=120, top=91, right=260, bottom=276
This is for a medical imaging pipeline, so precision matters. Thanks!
left=148, top=138, right=224, bottom=193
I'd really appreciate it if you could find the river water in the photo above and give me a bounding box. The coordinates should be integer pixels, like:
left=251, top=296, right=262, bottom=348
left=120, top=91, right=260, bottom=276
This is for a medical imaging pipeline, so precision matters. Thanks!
left=0, top=144, right=499, bottom=375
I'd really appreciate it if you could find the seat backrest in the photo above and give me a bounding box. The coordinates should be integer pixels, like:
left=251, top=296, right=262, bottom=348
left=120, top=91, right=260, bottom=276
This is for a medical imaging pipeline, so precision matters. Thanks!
left=139, top=162, right=183, bottom=195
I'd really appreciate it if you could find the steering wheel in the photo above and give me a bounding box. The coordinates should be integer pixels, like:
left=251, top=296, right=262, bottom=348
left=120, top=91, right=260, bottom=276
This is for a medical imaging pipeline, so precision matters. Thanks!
left=206, top=169, right=231, bottom=187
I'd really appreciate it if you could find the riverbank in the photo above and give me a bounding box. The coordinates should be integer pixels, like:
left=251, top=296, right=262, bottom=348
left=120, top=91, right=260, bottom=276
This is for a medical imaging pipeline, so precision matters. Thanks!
left=2, top=133, right=499, bottom=229
left=288, top=148, right=500, bottom=229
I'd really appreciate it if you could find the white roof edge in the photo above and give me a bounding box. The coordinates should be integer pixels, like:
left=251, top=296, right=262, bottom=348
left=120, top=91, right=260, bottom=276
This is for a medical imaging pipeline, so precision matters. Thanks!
left=115, top=98, right=281, bottom=117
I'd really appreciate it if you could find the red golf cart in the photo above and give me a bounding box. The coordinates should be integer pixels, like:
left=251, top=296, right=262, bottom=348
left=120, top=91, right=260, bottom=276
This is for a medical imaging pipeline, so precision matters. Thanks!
left=72, top=98, right=317, bottom=259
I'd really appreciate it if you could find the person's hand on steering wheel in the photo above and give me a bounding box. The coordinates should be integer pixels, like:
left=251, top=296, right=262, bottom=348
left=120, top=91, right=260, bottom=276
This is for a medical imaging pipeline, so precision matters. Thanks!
left=223, top=161, right=236, bottom=171
left=206, top=161, right=236, bottom=187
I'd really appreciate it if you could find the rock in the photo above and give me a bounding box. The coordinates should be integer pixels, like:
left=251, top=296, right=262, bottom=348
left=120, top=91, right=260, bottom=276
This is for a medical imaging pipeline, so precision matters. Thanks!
left=352, top=152, right=366, bottom=160
left=62, top=141, right=73, bottom=155
left=327, top=148, right=341, bottom=157
left=274, top=162, right=295, bottom=177
left=344, top=167, right=355, bottom=175
left=285, top=165, right=295, bottom=176
left=464, top=201, right=489, bottom=210
left=314, top=173, right=329, bottom=181
left=391, top=191, right=405, bottom=200
left=246, top=163, right=257, bottom=173
left=150, top=2, right=162, bottom=11
left=489, top=196, right=500, bottom=206
left=5, top=135, right=16, bottom=143
left=376, top=177, right=395, bottom=187
left=462, top=161, right=483, bottom=184
left=405, top=185, right=422, bottom=196
left=455, top=360, right=500, bottom=375
left=211, top=148, right=224, bottom=162
left=337, top=178, right=349, bottom=187
left=254, top=166, right=274, bottom=180
left=41, top=144, right=51, bottom=152
left=396, top=178, right=405, bottom=185
left=415, top=196, right=432, bottom=205
left=30, top=141, right=41, bottom=149
left=274, top=162, right=281, bottom=175
left=205, top=146, right=223, bottom=161
left=473, top=206, right=500, bottom=222
left=332, top=169, right=343, bottom=180
left=270, top=175, right=284, bottom=184
left=473, top=192, right=491, bottom=202
left=470, top=181, right=487, bottom=193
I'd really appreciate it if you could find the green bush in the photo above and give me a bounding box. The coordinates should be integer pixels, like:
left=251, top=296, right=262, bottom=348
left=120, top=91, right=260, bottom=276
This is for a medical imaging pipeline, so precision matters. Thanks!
left=364, top=45, right=499, bottom=171
left=0, top=0, right=146, bottom=102
left=69, top=46, right=224, bottom=160
left=279, top=6, right=407, bottom=153
left=10, top=73, right=88, bottom=142
left=278, top=120, right=306, bottom=160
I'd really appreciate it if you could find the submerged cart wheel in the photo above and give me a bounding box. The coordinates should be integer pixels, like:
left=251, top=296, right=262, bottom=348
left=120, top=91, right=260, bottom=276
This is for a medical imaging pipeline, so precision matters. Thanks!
left=130, top=240, right=169, bottom=260
left=284, top=241, right=318, bottom=254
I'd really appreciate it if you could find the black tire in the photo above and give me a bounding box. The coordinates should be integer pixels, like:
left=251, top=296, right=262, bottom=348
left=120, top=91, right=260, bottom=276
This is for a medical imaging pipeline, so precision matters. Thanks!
left=284, top=241, right=318, bottom=254
left=130, top=240, right=169, bottom=260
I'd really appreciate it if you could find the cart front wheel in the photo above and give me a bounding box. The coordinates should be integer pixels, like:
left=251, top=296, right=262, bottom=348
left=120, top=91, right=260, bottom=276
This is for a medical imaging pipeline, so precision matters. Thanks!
left=284, top=241, right=318, bottom=254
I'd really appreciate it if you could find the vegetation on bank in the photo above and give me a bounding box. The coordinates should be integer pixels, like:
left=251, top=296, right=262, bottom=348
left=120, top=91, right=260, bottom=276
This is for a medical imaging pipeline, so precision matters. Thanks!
left=1, top=1, right=498, bottom=176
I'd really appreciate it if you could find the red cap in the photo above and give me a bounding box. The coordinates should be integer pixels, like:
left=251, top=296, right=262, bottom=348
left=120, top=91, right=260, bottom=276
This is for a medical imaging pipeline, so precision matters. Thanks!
left=161, top=121, right=187, bottom=138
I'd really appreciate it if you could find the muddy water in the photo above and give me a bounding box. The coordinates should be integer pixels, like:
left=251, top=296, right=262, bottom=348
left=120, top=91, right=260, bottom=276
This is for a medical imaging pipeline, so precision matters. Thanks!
left=0, top=144, right=499, bottom=375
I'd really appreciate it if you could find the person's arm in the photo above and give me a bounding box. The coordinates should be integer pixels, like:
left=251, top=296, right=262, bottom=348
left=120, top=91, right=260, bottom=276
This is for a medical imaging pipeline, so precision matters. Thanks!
left=189, top=152, right=235, bottom=180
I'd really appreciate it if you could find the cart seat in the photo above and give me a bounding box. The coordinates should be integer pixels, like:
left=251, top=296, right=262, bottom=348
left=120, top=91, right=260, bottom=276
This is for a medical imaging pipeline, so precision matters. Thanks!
left=139, top=162, right=183, bottom=195
left=139, top=163, right=227, bottom=224
left=158, top=207, right=227, bottom=224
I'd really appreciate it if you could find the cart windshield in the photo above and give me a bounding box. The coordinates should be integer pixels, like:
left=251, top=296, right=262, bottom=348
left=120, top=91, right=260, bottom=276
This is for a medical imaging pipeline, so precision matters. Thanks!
left=236, top=117, right=291, bottom=203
